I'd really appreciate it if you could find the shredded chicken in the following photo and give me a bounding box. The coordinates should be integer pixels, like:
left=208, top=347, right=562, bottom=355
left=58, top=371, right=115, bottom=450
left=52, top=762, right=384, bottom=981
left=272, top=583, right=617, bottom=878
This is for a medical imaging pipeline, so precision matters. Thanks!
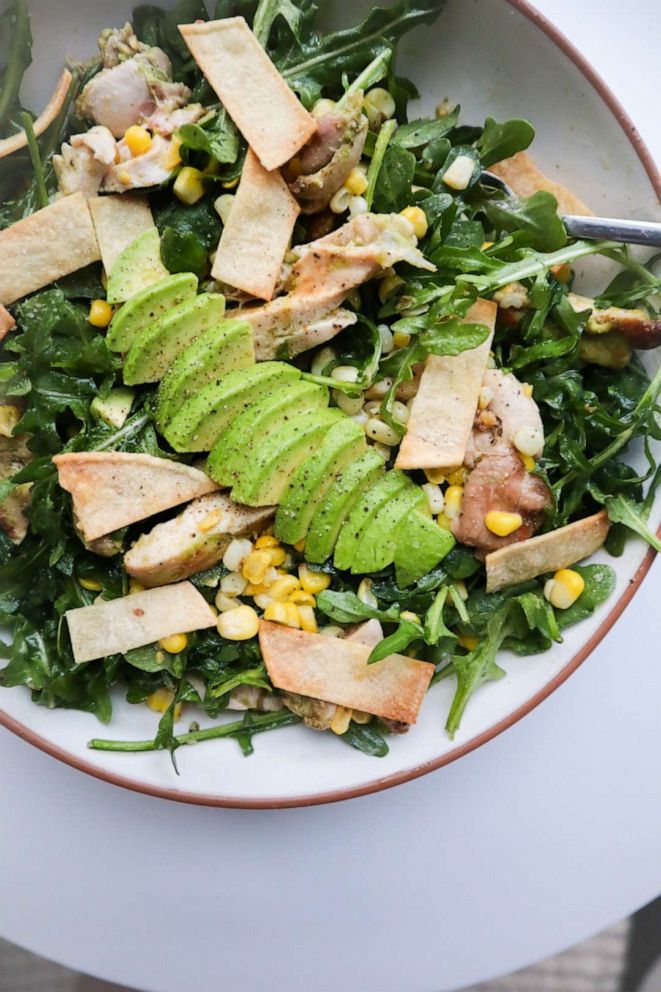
left=101, top=133, right=173, bottom=192
left=0, top=435, right=31, bottom=544
left=99, top=22, right=170, bottom=73
left=143, top=101, right=205, bottom=137
left=53, top=125, right=117, bottom=196
left=482, top=368, right=544, bottom=458
left=227, top=686, right=284, bottom=712
left=569, top=293, right=661, bottom=350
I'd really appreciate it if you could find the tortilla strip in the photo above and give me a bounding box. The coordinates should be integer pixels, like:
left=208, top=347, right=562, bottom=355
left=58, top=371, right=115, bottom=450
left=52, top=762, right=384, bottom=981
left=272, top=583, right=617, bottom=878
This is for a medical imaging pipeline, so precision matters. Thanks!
left=0, top=68, right=72, bottom=159
left=0, top=305, right=16, bottom=341
left=395, top=299, right=497, bottom=470
left=66, top=581, right=217, bottom=664
left=490, top=151, right=593, bottom=217
left=53, top=452, right=219, bottom=542
left=344, top=618, right=384, bottom=648
left=486, top=511, right=609, bottom=592
left=179, top=18, right=316, bottom=171
left=212, top=150, right=300, bottom=300
left=0, top=192, right=100, bottom=306
left=88, top=194, right=155, bottom=274
left=259, top=620, right=434, bottom=724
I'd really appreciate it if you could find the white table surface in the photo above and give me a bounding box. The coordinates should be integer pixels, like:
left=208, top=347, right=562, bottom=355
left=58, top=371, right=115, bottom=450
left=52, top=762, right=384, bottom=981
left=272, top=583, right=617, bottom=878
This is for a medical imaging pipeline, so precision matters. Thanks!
left=1, top=3, right=660, bottom=991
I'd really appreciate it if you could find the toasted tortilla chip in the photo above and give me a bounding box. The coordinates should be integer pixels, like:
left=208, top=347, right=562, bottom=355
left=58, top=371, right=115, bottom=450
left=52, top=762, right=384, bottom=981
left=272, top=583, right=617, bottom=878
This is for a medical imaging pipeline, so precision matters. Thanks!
left=0, top=68, right=72, bottom=159
left=344, top=618, right=384, bottom=648
left=53, top=452, right=219, bottom=542
left=66, top=581, right=216, bottom=664
left=396, top=299, right=497, bottom=470
left=490, top=151, right=593, bottom=217
left=179, top=18, right=316, bottom=171
left=0, top=305, right=16, bottom=341
left=212, top=150, right=300, bottom=300
left=88, top=194, right=155, bottom=274
left=259, top=620, right=434, bottom=724
left=0, top=192, right=100, bottom=306
left=486, top=511, right=609, bottom=592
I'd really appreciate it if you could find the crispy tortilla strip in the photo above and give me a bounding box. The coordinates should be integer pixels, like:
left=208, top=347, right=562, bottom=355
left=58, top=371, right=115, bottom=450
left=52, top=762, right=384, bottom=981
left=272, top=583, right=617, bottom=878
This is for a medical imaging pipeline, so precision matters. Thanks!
left=0, top=305, right=16, bottom=341
left=88, top=194, right=155, bottom=274
left=486, top=511, right=609, bottom=592
left=396, top=299, right=497, bottom=470
left=212, top=150, right=300, bottom=300
left=490, top=151, right=593, bottom=217
left=179, top=18, right=316, bottom=171
left=0, top=192, right=100, bottom=306
left=0, top=68, right=72, bottom=159
left=53, top=452, right=219, bottom=542
left=66, top=581, right=216, bottom=664
left=259, top=620, right=434, bottom=724
left=344, top=618, right=384, bottom=648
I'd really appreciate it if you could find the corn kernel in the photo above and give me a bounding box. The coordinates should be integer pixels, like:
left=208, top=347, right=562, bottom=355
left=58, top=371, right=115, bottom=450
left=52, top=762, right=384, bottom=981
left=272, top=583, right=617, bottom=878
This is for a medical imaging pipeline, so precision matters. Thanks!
left=357, top=578, right=378, bottom=608
left=481, top=240, right=494, bottom=250
left=217, top=604, right=259, bottom=640
left=425, top=467, right=446, bottom=485
left=297, top=605, right=318, bottom=633
left=320, top=625, right=343, bottom=637
left=393, top=330, right=411, bottom=349
left=335, top=390, right=365, bottom=416
left=352, top=709, right=372, bottom=725
left=513, top=425, right=544, bottom=459
left=164, top=134, right=182, bottom=170
left=421, top=482, right=445, bottom=515
left=312, top=98, right=336, bottom=118
left=0, top=404, right=21, bottom=438
left=88, top=299, right=113, bottom=328
left=330, top=706, right=354, bottom=734
left=129, top=579, right=144, bottom=595
left=331, top=364, right=360, bottom=383
left=289, top=590, right=315, bottom=607
left=223, top=537, right=253, bottom=573
left=457, top=633, right=479, bottom=651
left=158, top=632, right=188, bottom=654
left=173, top=166, right=205, bottom=205
left=329, top=186, right=352, bottom=214
left=198, top=509, right=221, bottom=532
left=244, top=582, right=268, bottom=597
left=269, top=575, right=301, bottom=601
left=117, top=170, right=132, bottom=187
left=222, top=175, right=240, bottom=189
left=266, top=547, right=285, bottom=567
left=442, top=154, right=476, bottom=190
left=399, top=205, right=428, bottom=239
left=366, top=417, right=401, bottom=447
left=545, top=568, right=585, bottom=610
left=220, top=571, right=248, bottom=597
left=455, top=580, right=468, bottom=601
left=479, top=386, right=493, bottom=410
left=263, top=601, right=300, bottom=628
left=444, top=485, right=464, bottom=519
left=241, top=549, right=272, bottom=585
left=253, top=592, right=275, bottom=610
left=299, top=564, right=331, bottom=595
left=78, top=577, right=102, bottom=592
left=255, top=534, right=278, bottom=549
left=147, top=688, right=176, bottom=715
left=447, top=467, right=467, bottom=486
left=400, top=610, right=420, bottom=624
left=363, top=88, right=396, bottom=126
left=293, top=538, right=306, bottom=553
left=378, top=274, right=404, bottom=303
left=437, top=512, right=452, bottom=531
left=344, top=167, right=369, bottom=196
left=551, top=262, right=572, bottom=283
left=520, top=452, right=536, bottom=472
left=124, top=125, right=152, bottom=156
left=522, top=383, right=534, bottom=398
left=484, top=510, right=523, bottom=537
left=214, top=193, right=234, bottom=224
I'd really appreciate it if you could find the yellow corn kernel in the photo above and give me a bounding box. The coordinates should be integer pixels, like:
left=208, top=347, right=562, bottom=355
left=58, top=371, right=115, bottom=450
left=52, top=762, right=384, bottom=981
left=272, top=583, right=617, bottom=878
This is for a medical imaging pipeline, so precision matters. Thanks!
left=485, top=510, right=523, bottom=537
left=481, top=240, right=494, bottom=250
left=444, top=485, right=464, bottom=519
left=299, top=564, right=331, bottom=595
left=0, top=404, right=21, bottom=437
left=437, top=512, right=452, bottom=531
left=400, top=205, right=428, bottom=239
left=447, top=467, right=467, bottom=486
left=146, top=688, right=182, bottom=719
left=197, top=508, right=221, bottom=533
left=393, top=330, right=411, bottom=349
left=263, top=601, right=301, bottom=628
left=545, top=568, right=585, bottom=610
left=378, top=274, right=404, bottom=304
left=222, top=175, right=240, bottom=189
left=164, top=134, right=182, bottom=170
left=522, top=383, right=534, bottom=398
left=425, top=467, right=446, bottom=485
left=129, top=578, right=144, bottom=595
left=551, top=262, right=572, bottom=283
left=293, top=538, right=306, bottom=552
left=117, top=170, right=132, bottom=186
left=78, top=577, right=102, bottom=592
left=297, top=605, right=318, bottom=633
left=269, top=575, right=301, bottom=601
left=155, top=650, right=165, bottom=665
left=352, top=710, right=372, bottom=725
left=268, top=547, right=287, bottom=567
left=457, top=633, right=479, bottom=651
left=289, top=590, right=315, bottom=607
left=158, top=632, right=188, bottom=654
left=173, top=166, right=205, bottom=205
left=520, top=452, right=536, bottom=472
left=344, top=167, right=368, bottom=196
left=124, top=125, right=152, bottom=156
left=101, top=270, right=108, bottom=290
left=88, top=299, right=113, bottom=328
left=217, top=604, right=259, bottom=640
left=242, top=549, right=272, bottom=585
left=400, top=610, right=420, bottom=624
left=244, top=582, right=269, bottom=597
left=255, top=534, right=279, bottom=549
left=330, top=706, right=353, bottom=735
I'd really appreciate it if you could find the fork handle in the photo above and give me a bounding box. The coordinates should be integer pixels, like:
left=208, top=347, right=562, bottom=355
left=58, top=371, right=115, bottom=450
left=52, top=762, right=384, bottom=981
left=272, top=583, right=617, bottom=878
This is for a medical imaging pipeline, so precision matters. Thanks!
left=562, top=215, right=661, bottom=247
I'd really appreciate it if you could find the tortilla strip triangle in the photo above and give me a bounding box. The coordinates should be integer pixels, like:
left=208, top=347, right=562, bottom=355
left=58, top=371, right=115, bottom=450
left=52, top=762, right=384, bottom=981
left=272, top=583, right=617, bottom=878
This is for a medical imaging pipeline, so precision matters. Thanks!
left=490, top=151, right=593, bottom=217
left=344, top=618, right=384, bottom=648
left=66, top=581, right=217, bottom=664
left=0, top=68, right=72, bottom=159
left=179, top=17, right=316, bottom=171
left=212, top=149, right=300, bottom=300
left=486, top=510, right=609, bottom=592
left=88, top=194, right=156, bottom=275
left=53, top=452, right=219, bottom=542
left=0, top=192, right=100, bottom=306
left=0, top=304, right=16, bottom=341
left=259, top=620, right=434, bottom=725
left=395, top=298, right=497, bottom=470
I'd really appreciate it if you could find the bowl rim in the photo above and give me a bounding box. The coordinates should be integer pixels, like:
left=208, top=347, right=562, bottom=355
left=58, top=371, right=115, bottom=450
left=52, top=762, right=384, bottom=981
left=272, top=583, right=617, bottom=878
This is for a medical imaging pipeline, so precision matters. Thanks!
left=0, top=0, right=659, bottom=810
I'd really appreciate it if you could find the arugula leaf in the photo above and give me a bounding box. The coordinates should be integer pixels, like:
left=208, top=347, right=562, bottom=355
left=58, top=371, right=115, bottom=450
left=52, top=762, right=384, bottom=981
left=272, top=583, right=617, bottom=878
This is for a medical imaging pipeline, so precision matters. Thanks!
left=367, top=620, right=422, bottom=663
left=600, top=493, right=661, bottom=552
left=0, top=0, right=32, bottom=130
left=153, top=193, right=221, bottom=253
left=478, top=190, right=567, bottom=252
left=252, top=0, right=302, bottom=47
left=555, top=564, right=616, bottom=629
left=476, top=117, right=535, bottom=168
left=424, top=586, right=455, bottom=645
left=160, top=227, right=209, bottom=278
left=178, top=110, right=240, bottom=165
left=316, top=589, right=400, bottom=624
left=394, top=106, right=459, bottom=149
left=342, top=721, right=389, bottom=756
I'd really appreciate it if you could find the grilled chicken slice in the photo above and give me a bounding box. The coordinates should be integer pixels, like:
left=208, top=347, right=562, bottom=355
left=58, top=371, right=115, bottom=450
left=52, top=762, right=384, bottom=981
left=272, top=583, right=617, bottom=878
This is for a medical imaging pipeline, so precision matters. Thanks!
left=481, top=368, right=544, bottom=458
left=0, top=435, right=31, bottom=544
left=53, top=125, right=117, bottom=196
left=102, top=133, right=173, bottom=192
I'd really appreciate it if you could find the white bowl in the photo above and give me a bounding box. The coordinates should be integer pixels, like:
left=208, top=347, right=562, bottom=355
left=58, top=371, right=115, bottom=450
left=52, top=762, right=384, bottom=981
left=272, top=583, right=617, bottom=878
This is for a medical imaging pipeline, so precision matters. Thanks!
left=1, top=0, right=659, bottom=807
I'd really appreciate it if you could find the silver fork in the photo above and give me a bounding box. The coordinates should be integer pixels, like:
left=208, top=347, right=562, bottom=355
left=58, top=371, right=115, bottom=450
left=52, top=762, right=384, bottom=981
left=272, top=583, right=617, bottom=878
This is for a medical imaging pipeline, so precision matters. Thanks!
left=480, top=170, right=661, bottom=247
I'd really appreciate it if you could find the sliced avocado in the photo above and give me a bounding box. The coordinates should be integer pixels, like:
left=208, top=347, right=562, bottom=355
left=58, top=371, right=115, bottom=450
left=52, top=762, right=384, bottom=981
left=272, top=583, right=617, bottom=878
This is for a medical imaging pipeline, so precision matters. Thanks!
left=106, top=229, right=169, bottom=305
left=333, top=470, right=412, bottom=571
left=207, top=380, right=329, bottom=487
left=232, top=408, right=345, bottom=507
left=305, top=449, right=385, bottom=564
left=156, top=319, right=255, bottom=430
left=106, top=273, right=198, bottom=353
left=124, top=293, right=226, bottom=385
left=90, top=387, right=135, bottom=429
left=165, top=362, right=300, bottom=453
left=351, top=487, right=427, bottom=574
left=394, top=511, right=455, bottom=587
left=275, top=418, right=367, bottom=545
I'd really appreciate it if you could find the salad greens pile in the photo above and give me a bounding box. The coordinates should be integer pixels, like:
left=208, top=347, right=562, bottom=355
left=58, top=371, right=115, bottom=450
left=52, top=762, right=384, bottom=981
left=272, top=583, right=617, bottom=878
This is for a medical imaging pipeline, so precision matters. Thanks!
left=0, top=0, right=659, bottom=765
